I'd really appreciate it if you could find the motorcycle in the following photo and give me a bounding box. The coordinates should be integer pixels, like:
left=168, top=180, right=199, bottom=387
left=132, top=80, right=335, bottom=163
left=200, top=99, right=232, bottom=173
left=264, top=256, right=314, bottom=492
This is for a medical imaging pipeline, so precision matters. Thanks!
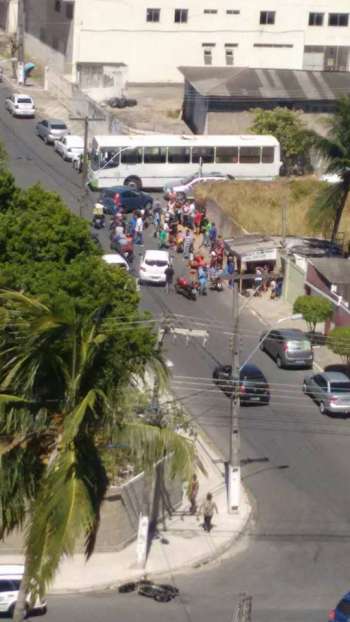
left=209, top=274, right=224, bottom=291
left=175, top=277, right=198, bottom=301
left=92, top=214, right=105, bottom=229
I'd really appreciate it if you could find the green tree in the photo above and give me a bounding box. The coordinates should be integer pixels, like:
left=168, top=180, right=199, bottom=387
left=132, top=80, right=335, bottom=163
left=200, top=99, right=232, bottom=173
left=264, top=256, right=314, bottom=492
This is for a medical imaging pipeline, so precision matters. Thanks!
left=250, top=107, right=312, bottom=174
left=326, top=326, right=350, bottom=365
left=0, top=291, right=195, bottom=621
left=293, top=295, right=333, bottom=333
left=308, top=96, right=350, bottom=242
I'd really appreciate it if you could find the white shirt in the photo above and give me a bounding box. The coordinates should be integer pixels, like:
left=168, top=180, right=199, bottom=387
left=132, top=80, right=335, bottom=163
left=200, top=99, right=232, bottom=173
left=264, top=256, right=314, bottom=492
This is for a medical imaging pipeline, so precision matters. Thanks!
left=136, top=217, right=143, bottom=232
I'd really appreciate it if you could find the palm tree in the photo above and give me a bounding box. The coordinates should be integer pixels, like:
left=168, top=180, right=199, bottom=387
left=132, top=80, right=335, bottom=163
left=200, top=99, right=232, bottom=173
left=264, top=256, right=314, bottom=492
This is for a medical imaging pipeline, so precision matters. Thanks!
left=309, top=96, right=350, bottom=243
left=0, top=291, right=195, bottom=621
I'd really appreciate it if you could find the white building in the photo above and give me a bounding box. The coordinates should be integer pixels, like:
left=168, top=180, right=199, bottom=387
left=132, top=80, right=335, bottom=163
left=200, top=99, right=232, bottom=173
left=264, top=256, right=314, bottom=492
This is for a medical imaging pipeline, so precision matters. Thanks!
left=11, top=0, right=350, bottom=83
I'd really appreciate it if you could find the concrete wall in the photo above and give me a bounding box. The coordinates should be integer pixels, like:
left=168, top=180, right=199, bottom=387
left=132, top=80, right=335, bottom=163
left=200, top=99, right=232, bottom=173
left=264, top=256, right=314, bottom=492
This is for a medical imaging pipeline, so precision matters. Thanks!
left=283, top=258, right=306, bottom=305
left=25, top=33, right=66, bottom=74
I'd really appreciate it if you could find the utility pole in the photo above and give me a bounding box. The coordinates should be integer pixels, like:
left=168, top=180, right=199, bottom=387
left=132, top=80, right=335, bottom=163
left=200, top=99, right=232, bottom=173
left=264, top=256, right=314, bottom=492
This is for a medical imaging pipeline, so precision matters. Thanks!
left=281, top=195, right=288, bottom=246
left=16, top=0, right=25, bottom=84
left=228, top=281, right=241, bottom=512
left=233, top=594, right=253, bottom=622
left=70, top=115, right=104, bottom=218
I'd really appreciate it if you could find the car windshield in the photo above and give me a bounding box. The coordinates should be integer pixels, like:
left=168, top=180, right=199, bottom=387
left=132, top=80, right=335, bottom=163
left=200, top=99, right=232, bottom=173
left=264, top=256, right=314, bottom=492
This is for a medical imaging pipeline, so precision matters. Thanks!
left=330, top=382, right=350, bottom=392
left=145, top=260, right=168, bottom=267
left=337, top=601, right=350, bottom=615
left=51, top=124, right=66, bottom=130
left=18, top=98, right=32, bottom=104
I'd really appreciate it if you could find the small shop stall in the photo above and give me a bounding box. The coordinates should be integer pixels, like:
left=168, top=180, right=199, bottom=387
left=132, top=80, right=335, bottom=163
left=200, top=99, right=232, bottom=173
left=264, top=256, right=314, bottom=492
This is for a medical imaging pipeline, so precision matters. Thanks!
left=224, top=235, right=280, bottom=292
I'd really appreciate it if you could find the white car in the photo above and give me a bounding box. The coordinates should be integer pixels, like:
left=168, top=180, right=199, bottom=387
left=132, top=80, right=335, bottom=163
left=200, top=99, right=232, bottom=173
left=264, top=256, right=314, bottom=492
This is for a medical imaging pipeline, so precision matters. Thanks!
left=102, top=253, right=129, bottom=271
left=139, top=250, right=169, bottom=285
left=54, top=135, right=84, bottom=161
left=164, top=173, right=233, bottom=196
left=0, top=564, right=46, bottom=616
left=5, top=93, right=35, bottom=118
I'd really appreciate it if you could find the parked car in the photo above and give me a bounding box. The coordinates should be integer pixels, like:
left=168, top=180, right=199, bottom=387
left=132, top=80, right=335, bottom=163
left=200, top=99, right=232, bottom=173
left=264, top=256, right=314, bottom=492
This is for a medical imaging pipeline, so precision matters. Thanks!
left=213, top=363, right=270, bottom=405
left=163, top=172, right=234, bottom=197
left=54, top=135, right=84, bottom=161
left=106, top=97, right=137, bottom=109
left=260, top=328, right=313, bottom=369
left=303, top=371, right=350, bottom=415
left=329, top=591, right=350, bottom=622
left=102, top=253, right=129, bottom=271
left=5, top=93, right=35, bottom=118
left=100, top=186, right=153, bottom=214
left=139, top=250, right=169, bottom=285
left=0, top=564, right=47, bottom=617
left=36, top=118, right=69, bottom=144
left=119, top=580, right=178, bottom=603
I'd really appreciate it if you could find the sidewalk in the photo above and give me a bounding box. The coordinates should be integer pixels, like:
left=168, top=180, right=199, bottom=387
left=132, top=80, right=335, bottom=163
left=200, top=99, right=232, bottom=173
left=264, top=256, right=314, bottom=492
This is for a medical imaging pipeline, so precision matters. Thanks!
left=0, top=433, right=251, bottom=594
left=246, top=290, right=343, bottom=370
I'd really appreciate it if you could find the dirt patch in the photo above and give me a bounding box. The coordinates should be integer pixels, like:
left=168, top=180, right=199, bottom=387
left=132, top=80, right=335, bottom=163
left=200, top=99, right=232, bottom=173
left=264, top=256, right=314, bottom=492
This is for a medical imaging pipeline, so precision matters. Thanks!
left=194, top=177, right=350, bottom=243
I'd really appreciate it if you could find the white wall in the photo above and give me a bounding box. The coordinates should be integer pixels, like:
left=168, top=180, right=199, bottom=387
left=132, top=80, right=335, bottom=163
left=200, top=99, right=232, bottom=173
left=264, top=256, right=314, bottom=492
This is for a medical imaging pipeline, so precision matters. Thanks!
left=33, top=0, right=350, bottom=82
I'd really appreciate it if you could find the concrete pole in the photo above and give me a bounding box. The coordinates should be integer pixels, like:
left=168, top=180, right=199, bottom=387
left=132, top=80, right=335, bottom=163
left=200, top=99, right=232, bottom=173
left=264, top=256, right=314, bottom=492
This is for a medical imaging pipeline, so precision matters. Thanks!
left=228, top=282, right=241, bottom=512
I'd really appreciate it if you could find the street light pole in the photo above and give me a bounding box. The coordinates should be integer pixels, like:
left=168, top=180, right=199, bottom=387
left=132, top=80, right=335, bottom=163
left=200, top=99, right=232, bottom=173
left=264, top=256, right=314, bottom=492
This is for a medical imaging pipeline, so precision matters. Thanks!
left=228, top=282, right=241, bottom=512
left=70, top=115, right=104, bottom=217
left=16, top=0, right=25, bottom=84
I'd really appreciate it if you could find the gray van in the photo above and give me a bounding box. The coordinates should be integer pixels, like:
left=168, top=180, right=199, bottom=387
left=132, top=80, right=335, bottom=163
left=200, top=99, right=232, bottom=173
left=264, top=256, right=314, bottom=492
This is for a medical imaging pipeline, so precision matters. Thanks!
left=260, top=328, right=313, bottom=369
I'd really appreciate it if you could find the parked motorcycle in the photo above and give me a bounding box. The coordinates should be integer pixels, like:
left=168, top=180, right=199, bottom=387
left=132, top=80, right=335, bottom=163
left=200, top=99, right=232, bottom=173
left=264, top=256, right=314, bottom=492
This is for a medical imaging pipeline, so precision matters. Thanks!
left=175, top=277, right=198, bottom=301
left=209, top=275, right=224, bottom=291
left=92, top=215, right=105, bottom=229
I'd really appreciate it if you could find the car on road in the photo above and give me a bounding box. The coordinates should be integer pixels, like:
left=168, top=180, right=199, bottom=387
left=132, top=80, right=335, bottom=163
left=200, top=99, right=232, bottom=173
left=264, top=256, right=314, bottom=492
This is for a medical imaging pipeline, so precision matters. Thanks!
left=260, top=328, right=313, bottom=369
left=54, top=135, right=84, bottom=161
left=163, top=172, right=234, bottom=197
left=5, top=93, right=35, bottom=118
left=36, top=118, right=69, bottom=144
left=0, top=564, right=47, bottom=617
left=100, top=186, right=153, bottom=214
left=119, top=580, right=178, bottom=603
left=303, top=371, right=350, bottom=415
left=139, top=250, right=169, bottom=285
left=213, top=363, right=270, bottom=405
left=102, top=253, right=129, bottom=270
left=329, top=591, right=350, bottom=622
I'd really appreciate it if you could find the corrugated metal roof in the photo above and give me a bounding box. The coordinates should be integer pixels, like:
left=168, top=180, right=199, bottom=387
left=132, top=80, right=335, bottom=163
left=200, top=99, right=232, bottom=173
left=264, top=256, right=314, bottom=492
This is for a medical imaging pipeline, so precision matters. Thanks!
left=309, top=258, right=350, bottom=284
left=179, top=66, right=350, bottom=101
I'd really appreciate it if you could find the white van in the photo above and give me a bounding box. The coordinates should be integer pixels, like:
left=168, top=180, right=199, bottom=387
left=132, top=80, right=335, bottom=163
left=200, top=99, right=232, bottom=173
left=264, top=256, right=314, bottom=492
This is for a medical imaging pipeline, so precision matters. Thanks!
left=0, top=565, right=47, bottom=617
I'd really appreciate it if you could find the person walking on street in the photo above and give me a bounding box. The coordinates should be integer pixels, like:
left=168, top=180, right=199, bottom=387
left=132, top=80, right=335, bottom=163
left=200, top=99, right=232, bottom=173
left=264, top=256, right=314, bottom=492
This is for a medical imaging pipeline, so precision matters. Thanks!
left=135, top=213, right=144, bottom=245
left=183, top=229, right=193, bottom=259
left=198, top=492, right=218, bottom=532
left=226, top=255, right=235, bottom=288
left=187, top=474, right=199, bottom=515
left=164, top=262, right=175, bottom=294
left=209, top=222, right=217, bottom=250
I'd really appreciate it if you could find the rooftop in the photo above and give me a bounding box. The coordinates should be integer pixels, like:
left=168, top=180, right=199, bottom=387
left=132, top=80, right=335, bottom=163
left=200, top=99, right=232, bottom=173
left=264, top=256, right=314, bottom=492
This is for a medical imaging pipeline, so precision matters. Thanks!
left=179, top=66, right=350, bottom=101
left=309, top=258, right=350, bottom=284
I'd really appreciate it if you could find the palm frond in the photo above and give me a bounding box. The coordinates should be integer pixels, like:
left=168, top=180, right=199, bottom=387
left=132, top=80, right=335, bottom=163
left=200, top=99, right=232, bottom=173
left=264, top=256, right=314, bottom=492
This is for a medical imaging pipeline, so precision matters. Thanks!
left=308, top=182, right=347, bottom=235
left=62, top=389, right=107, bottom=445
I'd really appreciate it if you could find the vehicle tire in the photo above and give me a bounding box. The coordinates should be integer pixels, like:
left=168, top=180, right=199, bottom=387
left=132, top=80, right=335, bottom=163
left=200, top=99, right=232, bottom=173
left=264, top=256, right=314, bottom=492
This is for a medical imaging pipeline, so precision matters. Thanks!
left=118, top=582, right=137, bottom=593
left=124, top=176, right=142, bottom=191
left=276, top=355, right=283, bottom=369
left=154, top=593, right=172, bottom=603
left=319, top=401, right=327, bottom=415
left=44, top=135, right=49, bottom=145
left=9, top=604, right=29, bottom=618
left=259, top=341, right=265, bottom=352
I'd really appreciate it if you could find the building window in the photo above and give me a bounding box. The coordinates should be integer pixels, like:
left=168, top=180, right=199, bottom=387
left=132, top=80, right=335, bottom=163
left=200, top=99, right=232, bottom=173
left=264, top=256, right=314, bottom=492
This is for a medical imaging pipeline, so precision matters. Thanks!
left=328, top=13, right=348, bottom=26
left=203, top=49, right=212, bottom=65
left=225, top=49, right=234, bottom=65
left=226, top=9, right=240, bottom=14
left=65, top=2, right=74, bottom=19
left=260, top=11, right=275, bottom=25
left=204, top=9, right=218, bottom=14
left=146, top=8, right=160, bottom=22
left=174, top=9, right=188, bottom=23
left=309, top=12, right=324, bottom=26
left=54, top=0, right=61, bottom=12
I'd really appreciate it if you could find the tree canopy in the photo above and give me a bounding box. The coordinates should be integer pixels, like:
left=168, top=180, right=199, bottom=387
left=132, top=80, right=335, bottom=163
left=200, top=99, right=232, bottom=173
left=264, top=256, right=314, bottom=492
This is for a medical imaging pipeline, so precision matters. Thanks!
left=249, top=107, right=312, bottom=174
left=308, top=96, right=350, bottom=242
left=327, top=326, right=350, bottom=365
left=293, top=295, right=333, bottom=333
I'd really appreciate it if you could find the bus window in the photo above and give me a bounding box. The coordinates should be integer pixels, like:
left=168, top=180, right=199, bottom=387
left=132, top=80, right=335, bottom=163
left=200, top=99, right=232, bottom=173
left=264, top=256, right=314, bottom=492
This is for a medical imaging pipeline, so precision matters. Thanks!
left=168, top=147, right=191, bottom=163
left=215, top=146, right=238, bottom=163
left=262, top=146, right=275, bottom=163
left=144, top=147, right=167, bottom=164
left=121, top=148, right=142, bottom=165
left=192, top=147, right=214, bottom=164
left=239, top=147, right=261, bottom=163
left=101, top=150, right=120, bottom=168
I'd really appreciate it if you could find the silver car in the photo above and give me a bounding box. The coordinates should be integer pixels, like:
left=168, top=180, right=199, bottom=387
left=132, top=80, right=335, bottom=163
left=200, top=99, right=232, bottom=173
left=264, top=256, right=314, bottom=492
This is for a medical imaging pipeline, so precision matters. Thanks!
left=303, top=371, right=350, bottom=415
left=36, top=119, right=69, bottom=144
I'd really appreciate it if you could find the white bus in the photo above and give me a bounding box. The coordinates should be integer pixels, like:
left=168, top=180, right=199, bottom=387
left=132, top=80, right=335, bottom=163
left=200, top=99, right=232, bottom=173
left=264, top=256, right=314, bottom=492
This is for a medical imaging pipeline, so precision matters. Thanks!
left=89, top=134, right=281, bottom=190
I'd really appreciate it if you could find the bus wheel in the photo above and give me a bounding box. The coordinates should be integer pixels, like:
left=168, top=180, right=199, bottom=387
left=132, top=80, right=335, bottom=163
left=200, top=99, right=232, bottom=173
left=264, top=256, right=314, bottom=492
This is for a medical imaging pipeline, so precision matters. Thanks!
left=124, top=176, right=142, bottom=191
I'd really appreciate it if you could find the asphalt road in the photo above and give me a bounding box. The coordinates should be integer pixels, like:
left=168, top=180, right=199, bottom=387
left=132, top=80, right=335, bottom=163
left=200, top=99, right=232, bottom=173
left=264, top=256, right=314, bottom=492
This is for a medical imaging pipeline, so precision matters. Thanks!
left=0, top=82, right=349, bottom=621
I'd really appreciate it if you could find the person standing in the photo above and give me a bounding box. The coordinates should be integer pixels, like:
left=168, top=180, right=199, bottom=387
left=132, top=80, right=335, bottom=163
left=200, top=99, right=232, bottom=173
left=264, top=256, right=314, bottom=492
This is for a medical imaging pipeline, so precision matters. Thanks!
left=187, top=474, right=199, bottom=515
left=198, top=492, right=218, bottom=532
left=209, top=222, right=217, bottom=249
left=164, top=262, right=175, bottom=294
left=135, top=213, right=144, bottom=245
left=226, top=255, right=235, bottom=288
left=183, top=229, right=193, bottom=259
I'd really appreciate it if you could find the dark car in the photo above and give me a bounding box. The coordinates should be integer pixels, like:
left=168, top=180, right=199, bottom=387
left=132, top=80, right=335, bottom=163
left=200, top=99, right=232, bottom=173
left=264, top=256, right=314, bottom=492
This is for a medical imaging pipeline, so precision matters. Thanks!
left=118, top=580, right=178, bottom=603
left=329, top=592, right=350, bottom=622
left=213, top=363, right=270, bottom=405
left=100, top=186, right=153, bottom=214
left=260, top=328, right=313, bottom=369
left=107, top=97, right=137, bottom=109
